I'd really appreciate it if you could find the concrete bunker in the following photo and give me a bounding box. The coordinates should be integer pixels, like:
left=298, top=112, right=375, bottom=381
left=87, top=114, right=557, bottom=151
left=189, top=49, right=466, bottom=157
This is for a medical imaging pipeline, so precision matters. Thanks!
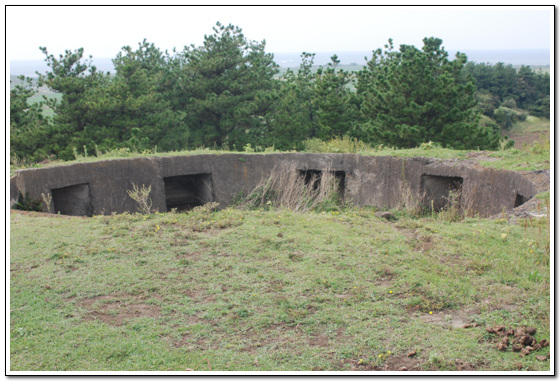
left=298, top=169, right=346, bottom=196
left=163, top=173, right=214, bottom=212
left=421, top=174, right=464, bottom=211
left=10, top=154, right=544, bottom=218
left=51, top=183, right=93, bottom=217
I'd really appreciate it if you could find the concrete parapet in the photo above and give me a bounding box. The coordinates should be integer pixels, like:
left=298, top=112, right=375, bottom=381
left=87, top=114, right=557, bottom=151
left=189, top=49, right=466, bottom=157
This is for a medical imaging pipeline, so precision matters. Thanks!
left=10, top=154, right=545, bottom=217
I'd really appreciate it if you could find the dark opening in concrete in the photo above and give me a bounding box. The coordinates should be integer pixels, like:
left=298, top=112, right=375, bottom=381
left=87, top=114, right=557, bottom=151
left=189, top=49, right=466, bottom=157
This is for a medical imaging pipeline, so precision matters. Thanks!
left=163, top=174, right=213, bottom=211
left=298, top=169, right=346, bottom=195
left=422, top=175, right=463, bottom=211
left=51, top=183, right=93, bottom=217
left=514, top=193, right=529, bottom=208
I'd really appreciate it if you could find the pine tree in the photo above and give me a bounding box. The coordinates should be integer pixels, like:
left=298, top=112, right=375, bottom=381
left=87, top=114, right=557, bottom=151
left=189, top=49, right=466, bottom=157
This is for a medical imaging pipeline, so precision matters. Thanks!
left=356, top=38, right=499, bottom=149
left=10, top=76, right=51, bottom=161
left=177, top=22, right=279, bottom=149
left=86, top=40, right=188, bottom=152
left=314, top=55, right=358, bottom=140
left=38, top=47, right=109, bottom=159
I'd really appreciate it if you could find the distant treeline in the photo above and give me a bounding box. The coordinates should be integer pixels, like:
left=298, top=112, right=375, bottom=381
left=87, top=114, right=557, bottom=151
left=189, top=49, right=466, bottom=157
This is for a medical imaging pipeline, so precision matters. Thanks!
left=464, top=61, right=550, bottom=129
left=10, top=22, right=550, bottom=163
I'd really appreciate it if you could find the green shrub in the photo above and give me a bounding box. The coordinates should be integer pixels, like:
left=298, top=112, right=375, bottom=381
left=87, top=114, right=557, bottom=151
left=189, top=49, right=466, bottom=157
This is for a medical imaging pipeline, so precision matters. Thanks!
left=493, top=106, right=528, bottom=130
left=14, top=192, right=43, bottom=212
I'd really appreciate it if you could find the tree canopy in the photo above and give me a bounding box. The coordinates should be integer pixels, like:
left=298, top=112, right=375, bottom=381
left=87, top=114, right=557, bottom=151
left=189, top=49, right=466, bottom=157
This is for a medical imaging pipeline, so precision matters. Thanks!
left=11, top=23, right=548, bottom=164
left=177, top=22, right=279, bottom=149
left=355, top=38, right=498, bottom=149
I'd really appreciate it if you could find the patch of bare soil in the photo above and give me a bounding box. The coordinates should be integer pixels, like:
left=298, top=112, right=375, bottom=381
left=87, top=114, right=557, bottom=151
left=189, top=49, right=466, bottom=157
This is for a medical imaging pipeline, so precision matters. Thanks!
left=413, top=234, right=437, bottom=253
left=308, top=334, right=329, bottom=348
left=419, top=309, right=476, bottom=329
left=339, top=350, right=424, bottom=372
left=70, top=293, right=161, bottom=326
left=505, top=131, right=549, bottom=149
left=373, top=354, right=423, bottom=371
left=465, top=151, right=501, bottom=162
left=454, top=359, right=489, bottom=371
left=307, top=327, right=350, bottom=350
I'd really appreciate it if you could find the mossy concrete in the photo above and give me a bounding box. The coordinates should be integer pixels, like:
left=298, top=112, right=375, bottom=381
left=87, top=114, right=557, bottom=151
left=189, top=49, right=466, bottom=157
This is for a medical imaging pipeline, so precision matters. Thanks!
left=10, top=153, right=543, bottom=217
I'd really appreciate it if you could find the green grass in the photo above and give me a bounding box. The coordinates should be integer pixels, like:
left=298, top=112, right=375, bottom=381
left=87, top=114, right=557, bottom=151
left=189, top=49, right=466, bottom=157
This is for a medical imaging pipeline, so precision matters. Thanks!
left=10, top=204, right=550, bottom=371
left=509, top=116, right=550, bottom=135
left=27, top=92, right=61, bottom=117
left=10, top=74, right=62, bottom=118
left=9, top=138, right=550, bottom=177
left=475, top=149, right=550, bottom=171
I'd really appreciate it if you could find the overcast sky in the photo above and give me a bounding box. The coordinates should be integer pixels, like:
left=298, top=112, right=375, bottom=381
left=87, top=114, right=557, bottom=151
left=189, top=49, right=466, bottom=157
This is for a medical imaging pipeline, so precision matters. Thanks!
left=6, top=5, right=552, bottom=61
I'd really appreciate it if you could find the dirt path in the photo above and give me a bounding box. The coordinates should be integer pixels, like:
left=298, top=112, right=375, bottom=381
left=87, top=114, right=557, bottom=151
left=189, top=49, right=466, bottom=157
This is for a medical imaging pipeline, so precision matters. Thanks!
left=504, top=131, right=549, bottom=149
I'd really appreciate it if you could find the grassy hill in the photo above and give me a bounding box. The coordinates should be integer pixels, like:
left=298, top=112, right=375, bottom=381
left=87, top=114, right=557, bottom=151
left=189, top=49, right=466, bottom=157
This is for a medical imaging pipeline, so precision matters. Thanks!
left=10, top=75, right=62, bottom=117
left=10, top=186, right=550, bottom=371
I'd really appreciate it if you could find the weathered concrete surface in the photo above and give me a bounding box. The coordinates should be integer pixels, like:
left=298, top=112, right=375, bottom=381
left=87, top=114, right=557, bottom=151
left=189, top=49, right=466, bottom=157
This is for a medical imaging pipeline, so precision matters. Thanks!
left=421, top=158, right=540, bottom=216
left=10, top=176, right=19, bottom=208
left=9, top=153, right=547, bottom=217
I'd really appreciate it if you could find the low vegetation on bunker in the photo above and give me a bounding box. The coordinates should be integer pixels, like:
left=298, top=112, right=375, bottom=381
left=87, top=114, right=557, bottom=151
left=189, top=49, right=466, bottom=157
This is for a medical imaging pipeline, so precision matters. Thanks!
left=10, top=183, right=550, bottom=371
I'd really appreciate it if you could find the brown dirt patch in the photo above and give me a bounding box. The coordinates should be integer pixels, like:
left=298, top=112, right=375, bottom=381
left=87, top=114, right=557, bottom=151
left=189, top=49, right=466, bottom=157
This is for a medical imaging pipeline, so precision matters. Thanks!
left=505, top=131, right=549, bottom=149
left=308, top=334, right=329, bottom=348
left=413, top=235, right=436, bottom=253
left=374, top=354, right=424, bottom=371
left=70, top=293, right=161, bottom=326
left=393, top=224, right=438, bottom=254
left=373, top=273, right=394, bottom=288
left=308, top=327, right=350, bottom=349
left=419, top=309, right=476, bottom=329
left=393, top=225, right=418, bottom=239
left=465, top=151, right=501, bottom=162
left=454, top=359, right=488, bottom=371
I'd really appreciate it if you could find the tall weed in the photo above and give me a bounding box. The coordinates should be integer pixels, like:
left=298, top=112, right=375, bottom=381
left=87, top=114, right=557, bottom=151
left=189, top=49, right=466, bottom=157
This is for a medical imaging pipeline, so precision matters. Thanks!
left=241, top=165, right=343, bottom=212
left=436, top=188, right=463, bottom=222
left=126, top=183, right=153, bottom=214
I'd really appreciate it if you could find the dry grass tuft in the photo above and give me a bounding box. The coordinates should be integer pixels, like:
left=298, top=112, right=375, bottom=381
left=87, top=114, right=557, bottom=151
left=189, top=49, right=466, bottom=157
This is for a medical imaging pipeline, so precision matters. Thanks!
left=241, top=165, right=342, bottom=212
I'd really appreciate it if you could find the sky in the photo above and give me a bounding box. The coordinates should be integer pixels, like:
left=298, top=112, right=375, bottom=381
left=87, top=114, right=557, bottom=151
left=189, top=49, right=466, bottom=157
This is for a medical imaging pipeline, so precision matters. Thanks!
left=6, top=5, right=553, bottom=61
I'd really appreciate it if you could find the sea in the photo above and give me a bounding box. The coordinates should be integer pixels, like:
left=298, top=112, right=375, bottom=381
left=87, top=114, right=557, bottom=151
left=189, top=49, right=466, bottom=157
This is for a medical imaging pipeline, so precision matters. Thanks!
left=10, top=49, right=550, bottom=77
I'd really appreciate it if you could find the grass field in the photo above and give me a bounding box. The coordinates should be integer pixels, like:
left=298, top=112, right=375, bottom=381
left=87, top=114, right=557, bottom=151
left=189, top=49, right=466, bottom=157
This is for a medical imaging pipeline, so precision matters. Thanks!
left=509, top=116, right=550, bottom=135
left=9, top=186, right=551, bottom=372
left=10, top=75, right=62, bottom=118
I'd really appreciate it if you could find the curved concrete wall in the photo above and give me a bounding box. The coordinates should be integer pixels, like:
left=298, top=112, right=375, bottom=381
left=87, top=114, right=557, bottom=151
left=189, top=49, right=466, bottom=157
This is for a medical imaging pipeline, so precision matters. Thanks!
left=10, top=153, right=540, bottom=217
